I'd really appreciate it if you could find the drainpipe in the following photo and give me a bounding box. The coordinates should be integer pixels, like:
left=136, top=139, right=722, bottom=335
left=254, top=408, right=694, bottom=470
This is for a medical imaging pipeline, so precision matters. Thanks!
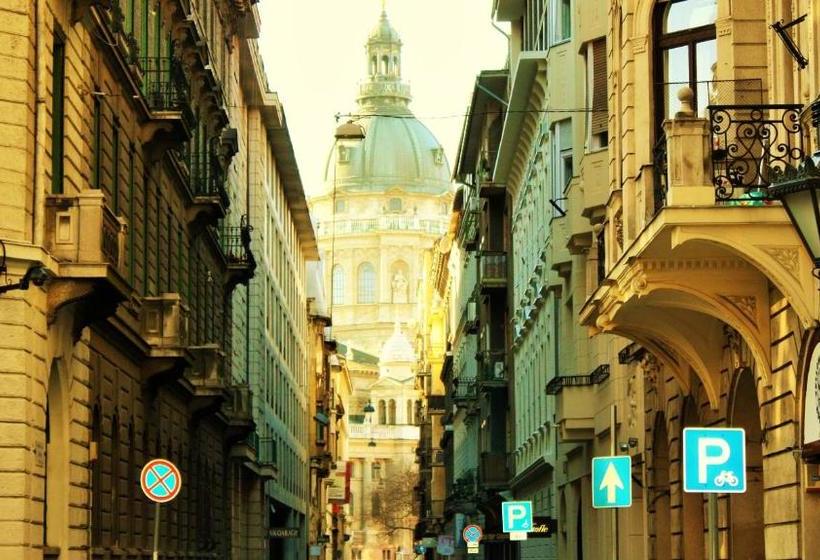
left=32, top=0, right=47, bottom=247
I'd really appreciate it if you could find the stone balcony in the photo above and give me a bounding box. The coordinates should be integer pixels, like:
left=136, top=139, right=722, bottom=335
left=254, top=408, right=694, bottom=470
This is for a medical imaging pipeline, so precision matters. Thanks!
left=478, top=251, right=507, bottom=293
left=44, top=190, right=129, bottom=325
left=223, top=383, right=255, bottom=441
left=139, top=293, right=191, bottom=386
left=184, top=344, right=228, bottom=415
left=546, top=365, right=610, bottom=442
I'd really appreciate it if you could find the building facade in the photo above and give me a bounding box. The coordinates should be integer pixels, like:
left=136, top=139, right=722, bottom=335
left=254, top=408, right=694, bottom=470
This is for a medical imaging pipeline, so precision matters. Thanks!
left=430, top=0, right=820, bottom=559
left=0, top=0, right=313, bottom=558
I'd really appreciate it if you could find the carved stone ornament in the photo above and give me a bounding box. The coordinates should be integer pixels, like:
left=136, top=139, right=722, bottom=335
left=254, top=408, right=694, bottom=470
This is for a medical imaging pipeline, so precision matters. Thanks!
left=720, top=295, right=757, bottom=324
left=759, top=245, right=800, bottom=279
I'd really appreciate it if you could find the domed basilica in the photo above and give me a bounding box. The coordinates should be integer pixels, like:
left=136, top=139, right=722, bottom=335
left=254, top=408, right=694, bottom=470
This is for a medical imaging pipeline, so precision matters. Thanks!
left=307, top=9, right=452, bottom=560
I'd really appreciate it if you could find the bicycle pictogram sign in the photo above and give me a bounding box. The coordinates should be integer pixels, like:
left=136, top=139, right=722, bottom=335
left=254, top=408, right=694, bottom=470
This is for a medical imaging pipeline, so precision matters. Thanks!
left=141, top=458, right=182, bottom=503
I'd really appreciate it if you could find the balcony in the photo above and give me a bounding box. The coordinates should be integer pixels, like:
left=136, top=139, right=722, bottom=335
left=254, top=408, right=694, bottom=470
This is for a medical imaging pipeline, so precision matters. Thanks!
left=140, top=56, right=195, bottom=145
left=445, top=469, right=477, bottom=514
left=223, top=384, right=254, bottom=441
left=184, top=344, right=227, bottom=415
left=139, top=293, right=191, bottom=386
left=314, top=215, right=450, bottom=237
left=44, top=190, right=129, bottom=321
left=477, top=351, right=506, bottom=389
left=546, top=365, right=610, bottom=441
left=479, top=251, right=507, bottom=293
left=479, top=452, right=509, bottom=490
left=220, top=218, right=257, bottom=292
left=451, top=379, right=477, bottom=407
left=186, top=148, right=229, bottom=232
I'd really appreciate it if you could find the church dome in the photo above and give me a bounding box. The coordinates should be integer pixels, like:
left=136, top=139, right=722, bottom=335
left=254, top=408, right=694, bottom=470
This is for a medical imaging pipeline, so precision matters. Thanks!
left=316, top=10, right=451, bottom=196
left=323, top=115, right=451, bottom=194
left=380, top=322, right=415, bottom=365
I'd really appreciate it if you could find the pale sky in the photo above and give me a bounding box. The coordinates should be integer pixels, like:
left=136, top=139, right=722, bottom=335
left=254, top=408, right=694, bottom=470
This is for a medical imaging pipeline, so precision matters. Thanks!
left=256, top=0, right=509, bottom=193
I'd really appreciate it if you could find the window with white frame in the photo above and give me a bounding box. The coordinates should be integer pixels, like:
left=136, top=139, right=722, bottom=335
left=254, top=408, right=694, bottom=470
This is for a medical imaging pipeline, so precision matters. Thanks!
left=551, top=120, right=573, bottom=213
left=551, top=0, right=572, bottom=44
left=585, top=38, right=609, bottom=150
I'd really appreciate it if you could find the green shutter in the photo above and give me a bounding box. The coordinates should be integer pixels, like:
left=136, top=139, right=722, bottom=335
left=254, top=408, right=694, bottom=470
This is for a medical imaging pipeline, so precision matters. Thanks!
left=128, top=144, right=135, bottom=284
left=92, top=96, right=102, bottom=189
left=112, top=119, right=120, bottom=213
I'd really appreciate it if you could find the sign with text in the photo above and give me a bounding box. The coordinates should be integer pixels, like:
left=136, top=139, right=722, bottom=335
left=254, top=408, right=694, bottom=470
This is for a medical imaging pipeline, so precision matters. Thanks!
left=683, top=427, right=746, bottom=493
left=327, top=462, right=351, bottom=504
left=270, top=527, right=300, bottom=539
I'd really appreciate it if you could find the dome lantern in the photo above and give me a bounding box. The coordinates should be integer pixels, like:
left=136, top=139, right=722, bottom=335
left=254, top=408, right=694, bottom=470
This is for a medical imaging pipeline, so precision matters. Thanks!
left=359, top=9, right=411, bottom=115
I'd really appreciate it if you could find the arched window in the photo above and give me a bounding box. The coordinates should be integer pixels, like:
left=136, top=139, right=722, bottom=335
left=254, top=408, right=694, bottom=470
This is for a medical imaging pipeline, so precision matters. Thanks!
left=392, top=56, right=399, bottom=76
left=653, top=0, right=717, bottom=127
left=370, top=55, right=377, bottom=75
left=387, top=399, right=396, bottom=425
left=378, top=400, right=386, bottom=424
left=381, top=55, right=389, bottom=75
left=406, top=400, right=414, bottom=425
left=332, top=265, right=345, bottom=305
left=388, top=197, right=403, bottom=213
left=357, top=263, right=376, bottom=304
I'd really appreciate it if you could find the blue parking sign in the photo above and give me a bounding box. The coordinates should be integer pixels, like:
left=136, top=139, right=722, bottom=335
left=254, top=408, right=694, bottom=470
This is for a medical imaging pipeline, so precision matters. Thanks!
left=683, top=428, right=746, bottom=493
left=501, top=501, right=533, bottom=532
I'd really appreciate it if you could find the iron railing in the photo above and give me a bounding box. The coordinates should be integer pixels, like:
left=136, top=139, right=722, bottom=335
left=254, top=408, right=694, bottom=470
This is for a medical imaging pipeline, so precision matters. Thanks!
left=653, top=134, right=669, bottom=213
left=545, top=365, right=610, bottom=395
left=479, top=251, right=507, bottom=288
left=618, top=343, right=646, bottom=365
left=710, top=104, right=806, bottom=202
left=220, top=218, right=254, bottom=267
left=451, top=379, right=477, bottom=402
left=141, top=57, right=194, bottom=123
left=189, top=148, right=228, bottom=202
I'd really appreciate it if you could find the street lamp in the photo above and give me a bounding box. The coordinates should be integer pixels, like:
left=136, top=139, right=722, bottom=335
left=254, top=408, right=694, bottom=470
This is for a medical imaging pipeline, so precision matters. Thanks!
left=769, top=99, right=820, bottom=277
left=0, top=242, right=50, bottom=295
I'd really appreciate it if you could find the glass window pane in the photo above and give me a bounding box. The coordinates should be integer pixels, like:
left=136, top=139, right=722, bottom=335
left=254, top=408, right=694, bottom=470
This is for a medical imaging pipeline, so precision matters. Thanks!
left=664, top=0, right=717, bottom=34
left=663, top=46, right=690, bottom=118
left=696, top=39, right=718, bottom=114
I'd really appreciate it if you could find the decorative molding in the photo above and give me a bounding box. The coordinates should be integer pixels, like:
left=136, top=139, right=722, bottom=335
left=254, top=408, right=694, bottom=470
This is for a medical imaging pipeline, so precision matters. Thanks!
left=720, top=295, right=757, bottom=324
left=759, top=245, right=800, bottom=279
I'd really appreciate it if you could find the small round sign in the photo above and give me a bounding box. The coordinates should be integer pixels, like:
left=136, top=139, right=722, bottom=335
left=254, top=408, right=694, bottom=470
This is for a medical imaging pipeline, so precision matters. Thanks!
left=141, top=458, right=182, bottom=503
left=462, top=524, right=482, bottom=544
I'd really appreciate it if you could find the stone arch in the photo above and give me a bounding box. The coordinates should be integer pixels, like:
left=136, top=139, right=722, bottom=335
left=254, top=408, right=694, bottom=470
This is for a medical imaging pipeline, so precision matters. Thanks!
left=728, top=367, right=765, bottom=559
left=378, top=400, right=386, bottom=425
left=45, top=360, right=70, bottom=550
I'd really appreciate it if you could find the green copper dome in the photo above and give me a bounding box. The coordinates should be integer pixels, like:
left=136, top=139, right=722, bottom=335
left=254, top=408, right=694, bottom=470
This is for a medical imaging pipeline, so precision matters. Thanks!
left=320, top=10, right=451, bottom=195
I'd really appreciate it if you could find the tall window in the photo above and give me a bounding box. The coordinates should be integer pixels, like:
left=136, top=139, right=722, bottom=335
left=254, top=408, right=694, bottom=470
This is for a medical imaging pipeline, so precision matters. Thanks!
left=551, top=0, right=572, bottom=43
left=92, top=93, right=102, bottom=189
left=654, top=0, right=717, bottom=129
left=387, top=399, right=396, bottom=425
left=551, top=120, right=573, bottom=212
left=111, top=118, right=120, bottom=213
left=387, top=198, right=403, bottom=213
left=91, top=404, right=102, bottom=546
left=378, top=400, right=386, bottom=425
left=111, top=413, right=121, bottom=544
left=585, top=38, right=609, bottom=150
left=357, top=262, right=376, bottom=304
left=332, top=265, right=345, bottom=305
left=406, top=400, right=413, bottom=425
left=51, top=29, right=66, bottom=194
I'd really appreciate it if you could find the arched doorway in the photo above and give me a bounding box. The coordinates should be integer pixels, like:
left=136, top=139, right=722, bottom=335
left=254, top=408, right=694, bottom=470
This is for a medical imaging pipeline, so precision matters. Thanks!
left=45, top=362, right=68, bottom=550
left=729, top=368, right=764, bottom=559
left=652, top=414, right=671, bottom=560
left=681, top=397, right=705, bottom=558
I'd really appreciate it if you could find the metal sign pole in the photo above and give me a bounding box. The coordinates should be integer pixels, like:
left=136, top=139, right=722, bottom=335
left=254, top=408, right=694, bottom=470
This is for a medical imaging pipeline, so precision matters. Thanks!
left=707, top=494, right=718, bottom=560
left=611, top=405, right=618, bottom=560
left=153, top=502, right=161, bottom=560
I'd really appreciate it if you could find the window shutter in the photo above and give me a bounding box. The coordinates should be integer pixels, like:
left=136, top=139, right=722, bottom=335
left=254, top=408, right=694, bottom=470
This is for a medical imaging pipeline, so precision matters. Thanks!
left=591, top=38, right=609, bottom=135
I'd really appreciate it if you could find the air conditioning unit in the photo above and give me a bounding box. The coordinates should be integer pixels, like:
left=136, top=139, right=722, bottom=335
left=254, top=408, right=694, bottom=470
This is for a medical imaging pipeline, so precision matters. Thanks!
left=493, top=362, right=505, bottom=379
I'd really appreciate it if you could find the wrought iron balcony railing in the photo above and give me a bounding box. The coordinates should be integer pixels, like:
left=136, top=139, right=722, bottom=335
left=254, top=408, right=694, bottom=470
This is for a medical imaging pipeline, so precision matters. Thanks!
left=545, top=364, right=610, bottom=395
left=710, top=104, right=806, bottom=202
left=189, top=149, right=228, bottom=203
left=451, top=379, right=477, bottom=403
left=479, top=251, right=507, bottom=291
left=141, top=57, right=195, bottom=126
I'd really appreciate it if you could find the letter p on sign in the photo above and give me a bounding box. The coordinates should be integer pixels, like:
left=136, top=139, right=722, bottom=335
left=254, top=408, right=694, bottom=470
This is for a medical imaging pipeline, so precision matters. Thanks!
left=683, top=427, right=746, bottom=494
left=501, top=501, right=533, bottom=533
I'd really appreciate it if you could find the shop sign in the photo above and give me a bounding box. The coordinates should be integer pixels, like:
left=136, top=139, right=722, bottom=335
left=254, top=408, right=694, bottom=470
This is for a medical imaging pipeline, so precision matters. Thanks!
left=269, top=527, right=300, bottom=539
left=328, top=462, right=351, bottom=504
left=480, top=517, right=557, bottom=541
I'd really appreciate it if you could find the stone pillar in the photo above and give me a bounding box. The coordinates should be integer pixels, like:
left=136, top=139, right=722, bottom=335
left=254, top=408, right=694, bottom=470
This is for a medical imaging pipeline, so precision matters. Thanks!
left=663, top=87, right=715, bottom=206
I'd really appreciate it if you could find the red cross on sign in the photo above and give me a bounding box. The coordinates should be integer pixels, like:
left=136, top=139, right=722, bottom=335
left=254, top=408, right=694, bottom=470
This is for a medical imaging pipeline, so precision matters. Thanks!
left=141, top=458, right=182, bottom=503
